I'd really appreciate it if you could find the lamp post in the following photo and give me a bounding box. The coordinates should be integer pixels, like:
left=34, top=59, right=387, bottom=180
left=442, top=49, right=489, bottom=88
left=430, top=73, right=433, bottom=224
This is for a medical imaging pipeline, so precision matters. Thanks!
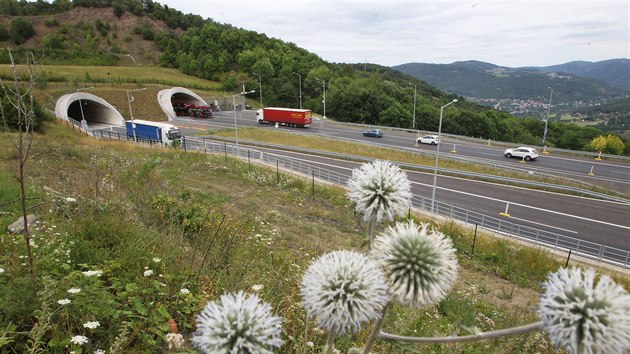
left=77, top=86, right=94, bottom=130
left=430, top=99, right=458, bottom=213
left=316, top=77, right=326, bottom=119
left=292, top=72, right=302, bottom=109
left=233, top=89, right=255, bottom=148
left=542, top=87, right=553, bottom=145
left=252, top=72, right=262, bottom=107
left=409, top=83, right=417, bottom=130
left=127, top=87, right=147, bottom=141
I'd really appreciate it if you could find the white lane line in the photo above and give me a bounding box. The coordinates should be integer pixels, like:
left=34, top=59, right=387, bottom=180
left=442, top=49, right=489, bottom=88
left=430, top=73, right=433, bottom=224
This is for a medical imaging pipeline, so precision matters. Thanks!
left=611, top=170, right=630, bottom=176
left=508, top=216, right=579, bottom=234
left=249, top=148, right=630, bottom=231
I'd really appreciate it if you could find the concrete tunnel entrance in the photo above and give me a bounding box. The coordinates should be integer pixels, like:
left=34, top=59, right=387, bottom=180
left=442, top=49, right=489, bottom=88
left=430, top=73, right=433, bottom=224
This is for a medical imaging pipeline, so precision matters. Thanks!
left=54, top=92, right=126, bottom=130
left=157, top=87, right=211, bottom=120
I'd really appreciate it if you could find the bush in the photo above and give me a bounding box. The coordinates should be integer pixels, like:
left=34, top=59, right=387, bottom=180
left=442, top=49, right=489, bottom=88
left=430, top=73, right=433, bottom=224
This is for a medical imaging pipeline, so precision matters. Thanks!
left=141, top=27, right=155, bottom=41
left=0, top=26, right=10, bottom=41
left=9, top=17, right=35, bottom=45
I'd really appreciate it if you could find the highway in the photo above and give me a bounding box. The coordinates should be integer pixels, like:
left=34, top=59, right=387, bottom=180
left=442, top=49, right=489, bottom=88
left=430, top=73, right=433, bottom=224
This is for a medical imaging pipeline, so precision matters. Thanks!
left=170, top=114, right=629, bottom=253
left=175, top=112, right=630, bottom=195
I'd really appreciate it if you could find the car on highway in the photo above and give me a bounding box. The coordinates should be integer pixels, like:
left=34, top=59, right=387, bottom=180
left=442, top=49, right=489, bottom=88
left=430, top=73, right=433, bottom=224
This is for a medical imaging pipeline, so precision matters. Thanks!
left=504, top=147, right=539, bottom=161
left=363, top=129, right=383, bottom=138
left=416, top=135, right=440, bottom=145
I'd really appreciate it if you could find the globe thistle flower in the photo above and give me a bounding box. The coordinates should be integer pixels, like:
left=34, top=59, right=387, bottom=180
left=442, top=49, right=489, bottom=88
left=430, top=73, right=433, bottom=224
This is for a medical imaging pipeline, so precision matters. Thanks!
left=192, top=291, right=283, bottom=354
left=301, top=250, right=389, bottom=334
left=370, top=221, right=458, bottom=307
left=539, top=267, right=630, bottom=354
left=346, top=160, right=412, bottom=223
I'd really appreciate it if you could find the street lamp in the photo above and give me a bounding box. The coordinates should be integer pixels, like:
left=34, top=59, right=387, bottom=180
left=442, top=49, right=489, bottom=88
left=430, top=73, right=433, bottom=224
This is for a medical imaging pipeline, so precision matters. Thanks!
left=233, top=89, right=255, bottom=148
left=127, top=87, right=147, bottom=141
left=430, top=98, right=458, bottom=213
left=77, top=86, right=94, bottom=130
left=542, top=87, right=553, bottom=145
left=409, top=83, right=417, bottom=129
left=292, top=72, right=302, bottom=109
left=316, top=77, right=326, bottom=119
left=252, top=72, right=262, bottom=107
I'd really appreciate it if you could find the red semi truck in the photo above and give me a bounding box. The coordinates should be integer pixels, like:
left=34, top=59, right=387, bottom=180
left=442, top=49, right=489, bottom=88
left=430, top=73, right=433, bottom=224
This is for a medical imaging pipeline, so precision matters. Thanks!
left=256, top=107, right=312, bottom=127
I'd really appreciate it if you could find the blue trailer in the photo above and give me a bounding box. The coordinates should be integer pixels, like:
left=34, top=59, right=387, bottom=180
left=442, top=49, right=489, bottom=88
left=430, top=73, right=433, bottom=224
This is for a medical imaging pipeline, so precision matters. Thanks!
left=125, top=119, right=181, bottom=146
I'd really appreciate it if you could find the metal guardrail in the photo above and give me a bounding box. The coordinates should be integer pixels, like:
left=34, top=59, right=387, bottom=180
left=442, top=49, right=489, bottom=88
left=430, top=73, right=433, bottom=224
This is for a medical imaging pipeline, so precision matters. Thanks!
left=199, top=135, right=629, bottom=204
left=330, top=120, right=630, bottom=162
left=182, top=136, right=629, bottom=269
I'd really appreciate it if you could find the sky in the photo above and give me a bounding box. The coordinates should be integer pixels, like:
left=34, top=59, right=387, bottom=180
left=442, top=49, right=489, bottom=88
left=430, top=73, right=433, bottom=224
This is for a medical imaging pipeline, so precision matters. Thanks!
left=156, top=0, right=629, bottom=68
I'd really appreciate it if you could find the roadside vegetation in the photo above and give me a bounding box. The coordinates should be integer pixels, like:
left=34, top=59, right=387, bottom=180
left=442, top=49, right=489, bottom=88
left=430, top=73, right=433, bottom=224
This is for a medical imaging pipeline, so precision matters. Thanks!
left=1, top=122, right=627, bottom=353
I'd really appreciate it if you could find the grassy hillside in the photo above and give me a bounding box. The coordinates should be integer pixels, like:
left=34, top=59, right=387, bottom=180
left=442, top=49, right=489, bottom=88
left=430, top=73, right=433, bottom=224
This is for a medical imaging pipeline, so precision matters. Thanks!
left=1, top=120, right=628, bottom=353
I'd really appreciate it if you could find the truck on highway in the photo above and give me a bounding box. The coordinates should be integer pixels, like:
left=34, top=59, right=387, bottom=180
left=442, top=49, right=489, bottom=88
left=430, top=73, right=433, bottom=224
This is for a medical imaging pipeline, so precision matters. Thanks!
left=174, top=102, right=213, bottom=118
left=256, top=107, right=312, bottom=127
left=125, top=119, right=182, bottom=146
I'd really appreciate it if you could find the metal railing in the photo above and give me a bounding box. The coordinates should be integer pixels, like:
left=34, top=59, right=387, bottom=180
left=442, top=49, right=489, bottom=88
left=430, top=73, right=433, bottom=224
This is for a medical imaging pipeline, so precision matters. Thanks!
left=329, top=120, right=630, bottom=162
left=182, top=136, right=629, bottom=268
left=199, top=135, right=629, bottom=204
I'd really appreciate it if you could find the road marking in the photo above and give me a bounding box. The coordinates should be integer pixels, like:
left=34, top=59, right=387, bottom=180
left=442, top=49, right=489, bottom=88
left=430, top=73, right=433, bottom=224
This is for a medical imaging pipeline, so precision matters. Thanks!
left=610, top=170, right=630, bottom=176
left=508, top=216, right=579, bottom=234
left=204, top=141, right=629, bottom=233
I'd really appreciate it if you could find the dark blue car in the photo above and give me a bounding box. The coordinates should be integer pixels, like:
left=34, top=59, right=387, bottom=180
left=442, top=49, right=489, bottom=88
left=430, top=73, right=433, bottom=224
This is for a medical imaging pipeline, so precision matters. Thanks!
left=363, top=129, right=383, bottom=138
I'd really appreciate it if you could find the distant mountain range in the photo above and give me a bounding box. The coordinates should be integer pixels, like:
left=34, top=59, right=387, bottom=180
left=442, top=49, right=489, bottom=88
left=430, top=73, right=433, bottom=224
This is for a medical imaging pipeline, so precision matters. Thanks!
left=392, top=59, right=629, bottom=118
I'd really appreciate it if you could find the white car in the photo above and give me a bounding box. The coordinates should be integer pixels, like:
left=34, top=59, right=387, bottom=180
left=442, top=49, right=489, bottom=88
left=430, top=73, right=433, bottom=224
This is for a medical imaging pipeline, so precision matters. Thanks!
left=504, top=147, right=539, bottom=161
left=416, top=135, right=440, bottom=145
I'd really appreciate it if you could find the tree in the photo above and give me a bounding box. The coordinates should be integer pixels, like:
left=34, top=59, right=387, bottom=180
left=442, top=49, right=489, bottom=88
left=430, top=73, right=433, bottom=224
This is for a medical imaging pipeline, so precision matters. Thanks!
left=0, top=48, right=40, bottom=281
left=588, top=135, right=625, bottom=155
left=10, top=17, right=34, bottom=44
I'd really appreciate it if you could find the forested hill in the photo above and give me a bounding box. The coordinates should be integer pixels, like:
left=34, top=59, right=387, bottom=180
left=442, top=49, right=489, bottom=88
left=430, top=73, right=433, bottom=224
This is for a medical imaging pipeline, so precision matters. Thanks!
left=0, top=0, right=628, bottom=154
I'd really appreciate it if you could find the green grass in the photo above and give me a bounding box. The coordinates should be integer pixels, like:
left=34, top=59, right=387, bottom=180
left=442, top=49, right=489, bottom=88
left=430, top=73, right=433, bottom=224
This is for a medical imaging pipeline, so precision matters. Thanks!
left=0, top=64, right=221, bottom=91
left=1, top=121, right=627, bottom=353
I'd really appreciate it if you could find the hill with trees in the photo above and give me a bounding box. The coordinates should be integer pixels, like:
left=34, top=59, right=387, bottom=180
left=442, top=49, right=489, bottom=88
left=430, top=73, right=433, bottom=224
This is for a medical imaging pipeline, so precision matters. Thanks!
left=0, top=0, right=628, bottom=154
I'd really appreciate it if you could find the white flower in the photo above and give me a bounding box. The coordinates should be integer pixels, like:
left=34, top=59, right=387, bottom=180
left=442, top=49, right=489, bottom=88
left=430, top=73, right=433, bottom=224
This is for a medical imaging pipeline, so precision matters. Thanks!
left=539, top=267, right=630, bottom=354
left=152, top=257, right=161, bottom=263
left=144, top=269, right=153, bottom=277
left=70, top=335, right=88, bottom=345
left=65, top=197, right=76, bottom=203
left=346, top=160, right=412, bottom=222
left=252, top=284, right=264, bottom=292
left=306, top=341, right=314, bottom=347
left=57, top=299, right=71, bottom=305
left=82, top=270, right=102, bottom=277
left=166, top=333, right=185, bottom=349
left=83, top=321, right=100, bottom=329
left=67, top=288, right=81, bottom=294
left=94, top=350, right=106, bottom=354
left=370, top=221, right=458, bottom=307
left=180, top=288, right=191, bottom=295
left=192, top=291, right=283, bottom=353
left=0, top=268, right=4, bottom=274
left=301, top=250, right=389, bottom=334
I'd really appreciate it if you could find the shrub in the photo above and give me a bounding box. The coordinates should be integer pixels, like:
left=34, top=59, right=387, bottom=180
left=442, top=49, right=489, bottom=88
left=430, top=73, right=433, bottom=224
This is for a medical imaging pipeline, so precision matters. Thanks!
left=141, top=27, right=155, bottom=41
left=9, top=17, right=35, bottom=45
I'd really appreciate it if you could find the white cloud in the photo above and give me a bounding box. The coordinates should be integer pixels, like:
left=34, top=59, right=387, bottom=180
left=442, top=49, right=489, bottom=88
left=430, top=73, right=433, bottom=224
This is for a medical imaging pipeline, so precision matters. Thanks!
left=157, top=0, right=629, bottom=67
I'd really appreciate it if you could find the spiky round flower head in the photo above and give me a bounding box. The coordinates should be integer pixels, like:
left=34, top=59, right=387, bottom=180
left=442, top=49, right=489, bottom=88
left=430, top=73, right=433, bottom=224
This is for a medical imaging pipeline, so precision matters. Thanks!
left=370, top=221, right=458, bottom=307
left=346, top=160, right=412, bottom=222
left=539, top=267, right=630, bottom=354
left=301, top=250, right=389, bottom=334
left=192, top=291, right=283, bottom=354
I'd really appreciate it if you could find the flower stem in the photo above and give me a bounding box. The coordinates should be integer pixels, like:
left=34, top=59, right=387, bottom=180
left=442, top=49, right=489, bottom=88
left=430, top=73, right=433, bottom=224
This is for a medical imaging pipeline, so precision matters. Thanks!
left=326, top=326, right=338, bottom=353
left=367, top=217, right=375, bottom=249
left=379, top=321, right=543, bottom=343
left=362, top=303, right=389, bottom=354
